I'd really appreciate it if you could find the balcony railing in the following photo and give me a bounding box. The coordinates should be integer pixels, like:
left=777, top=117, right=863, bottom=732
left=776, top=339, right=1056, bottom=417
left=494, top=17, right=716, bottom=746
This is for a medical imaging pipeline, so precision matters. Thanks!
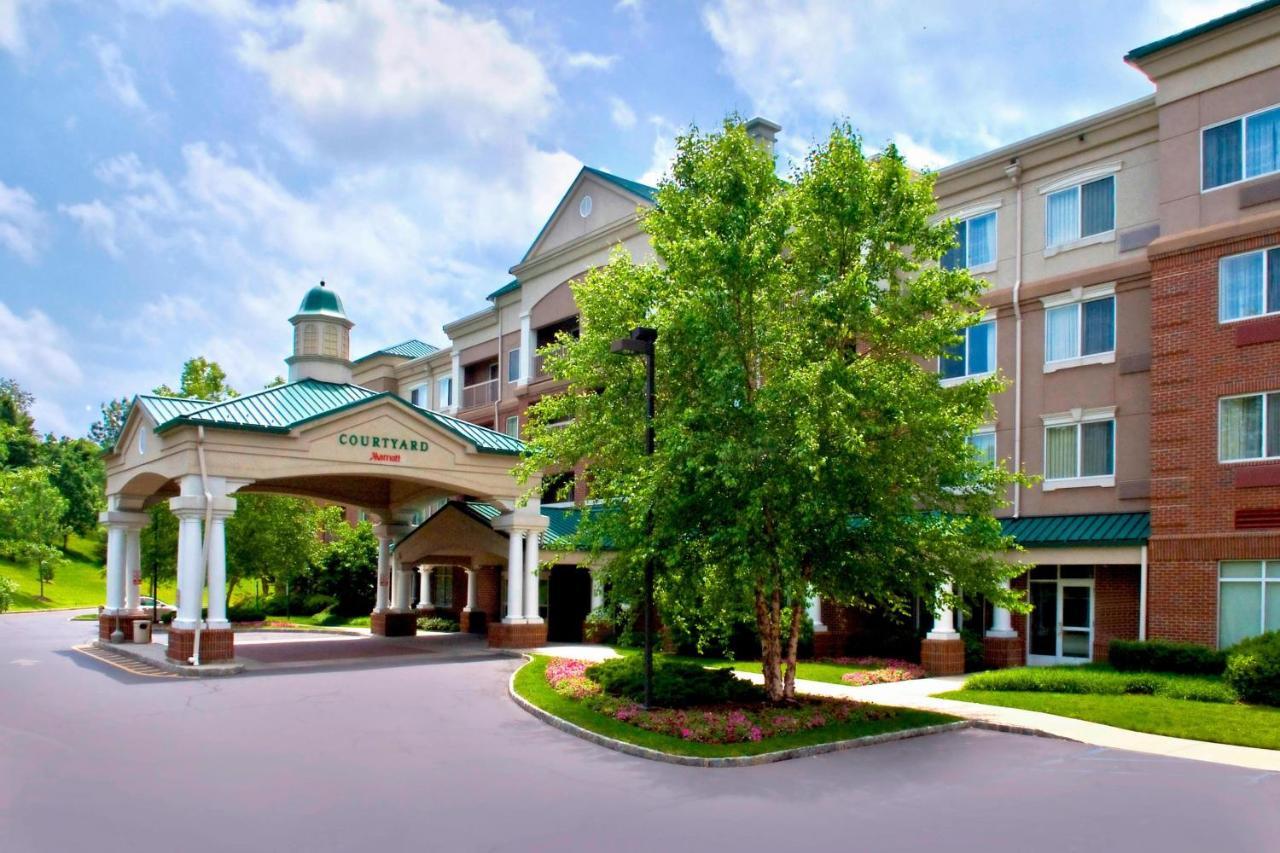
left=461, top=378, right=498, bottom=409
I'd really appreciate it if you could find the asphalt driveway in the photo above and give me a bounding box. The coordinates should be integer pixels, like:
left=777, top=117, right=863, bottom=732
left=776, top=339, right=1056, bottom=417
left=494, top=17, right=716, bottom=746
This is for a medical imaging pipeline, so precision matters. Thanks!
left=2, top=610, right=1277, bottom=853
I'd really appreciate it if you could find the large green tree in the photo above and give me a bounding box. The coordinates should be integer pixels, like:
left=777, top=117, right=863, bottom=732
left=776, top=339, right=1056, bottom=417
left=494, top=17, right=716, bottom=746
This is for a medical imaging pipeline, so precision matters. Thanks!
left=0, top=378, right=40, bottom=469
left=519, top=120, right=1028, bottom=701
left=226, top=494, right=319, bottom=597
left=0, top=466, right=70, bottom=599
left=41, top=437, right=105, bottom=545
left=153, top=356, right=239, bottom=400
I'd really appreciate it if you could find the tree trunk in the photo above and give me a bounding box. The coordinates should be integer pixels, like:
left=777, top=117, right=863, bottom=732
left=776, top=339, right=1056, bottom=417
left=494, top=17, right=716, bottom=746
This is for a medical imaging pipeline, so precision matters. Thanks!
left=782, top=598, right=803, bottom=701
left=754, top=584, right=784, bottom=702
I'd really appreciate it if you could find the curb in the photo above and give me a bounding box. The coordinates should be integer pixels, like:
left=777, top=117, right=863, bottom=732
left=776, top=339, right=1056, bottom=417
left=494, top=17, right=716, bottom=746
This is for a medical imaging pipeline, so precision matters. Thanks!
left=92, top=640, right=245, bottom=677
left=507, top=658, right=974, bottom=768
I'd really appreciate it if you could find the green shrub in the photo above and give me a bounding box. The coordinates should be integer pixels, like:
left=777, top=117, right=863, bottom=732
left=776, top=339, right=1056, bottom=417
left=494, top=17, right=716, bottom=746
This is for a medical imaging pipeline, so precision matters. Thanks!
left=964, top=666, right=1237, bottom=704
left=417, top=616, right=459, bottom=632
left=1225, top=632, right=1280, bottom=707
left=960, top=627, right=985, bottom=673
left=0, top=575, right=16, bottom=613
left=1109, top=640, right=1226, bottom=675
left=303, top=593, right=338, bottom=615
left=226, top=603, right=266, bottom=623
left=586, top=655, right=766, bottom=708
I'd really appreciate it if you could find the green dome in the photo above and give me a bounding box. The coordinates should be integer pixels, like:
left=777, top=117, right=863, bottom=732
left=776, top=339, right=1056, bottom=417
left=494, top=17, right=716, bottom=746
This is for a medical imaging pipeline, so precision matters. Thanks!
left=297, top=282, right=346, bottom=318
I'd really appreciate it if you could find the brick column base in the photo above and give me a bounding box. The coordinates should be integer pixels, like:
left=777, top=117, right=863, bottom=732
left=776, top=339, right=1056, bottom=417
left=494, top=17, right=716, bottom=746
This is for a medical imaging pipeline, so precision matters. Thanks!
left=811, top=631, right=846, bottom=659
left=167, top=627, right=235, bottom=663
left=370, top=611, right=418, bottom=637
left=98, top=612, right=149, bottom=642
left=486, top=621, right=548, bottom=649
left=459, top=610, right=486, bottom=634
left=982, top=635, right=1024, bottom=669
left=920, top=637, right=965, bottom=675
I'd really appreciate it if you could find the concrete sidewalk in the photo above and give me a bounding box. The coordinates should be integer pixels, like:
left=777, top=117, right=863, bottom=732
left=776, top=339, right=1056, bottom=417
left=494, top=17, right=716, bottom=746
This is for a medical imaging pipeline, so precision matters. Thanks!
left=733, top=671, right=1280, bottom=773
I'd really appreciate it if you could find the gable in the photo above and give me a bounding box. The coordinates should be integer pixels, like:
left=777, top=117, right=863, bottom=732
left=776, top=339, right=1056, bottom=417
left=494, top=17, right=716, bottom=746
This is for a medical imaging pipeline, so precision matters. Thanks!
left=523, top=170, right=654, bottom=263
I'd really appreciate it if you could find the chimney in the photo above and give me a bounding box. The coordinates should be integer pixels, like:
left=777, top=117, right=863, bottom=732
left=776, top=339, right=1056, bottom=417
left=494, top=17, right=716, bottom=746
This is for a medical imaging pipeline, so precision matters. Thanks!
left=745, top=116, right=782, bottom=154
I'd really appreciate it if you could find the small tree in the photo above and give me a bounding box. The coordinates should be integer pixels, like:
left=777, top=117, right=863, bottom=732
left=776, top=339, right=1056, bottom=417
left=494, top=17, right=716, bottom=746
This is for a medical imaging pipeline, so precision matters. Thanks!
left=42, top=437, right=106, bottom=546
left=153, top=356, right=239, bottom=400
left=519, top=119, right=1028, bottom=702
left=88, top=398, right=131, bottom=449
left=0, top=467, right=70, bottom=601
left=0, top=575, right=16, bottom=613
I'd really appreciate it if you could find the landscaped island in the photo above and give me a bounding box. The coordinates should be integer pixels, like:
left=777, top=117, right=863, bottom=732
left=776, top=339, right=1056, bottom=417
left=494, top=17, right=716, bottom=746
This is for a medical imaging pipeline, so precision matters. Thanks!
left=513, top=655, right=955, bottom=760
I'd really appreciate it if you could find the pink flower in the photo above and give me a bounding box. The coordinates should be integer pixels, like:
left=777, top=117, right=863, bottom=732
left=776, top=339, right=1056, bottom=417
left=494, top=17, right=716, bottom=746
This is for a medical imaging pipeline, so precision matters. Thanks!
left=748, top=726, right=763, bottom=742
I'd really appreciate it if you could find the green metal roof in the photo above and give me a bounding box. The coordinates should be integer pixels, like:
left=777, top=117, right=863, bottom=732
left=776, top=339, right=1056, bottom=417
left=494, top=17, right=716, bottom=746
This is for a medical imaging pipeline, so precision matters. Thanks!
left=487, top=279, right=521, bottom=301
left=353, top=339, right=439, bottom=364
left=145, top=378, right=524, bottom=455
left=460, top=501, right=591, bottom=549
left=1125, top=0, right=1280, bottom=62
left=133, top=394, right=211, bottom=426
left=1000, top=512, right=1149, bottom=548
left=295, top=283, right=347, bottom=318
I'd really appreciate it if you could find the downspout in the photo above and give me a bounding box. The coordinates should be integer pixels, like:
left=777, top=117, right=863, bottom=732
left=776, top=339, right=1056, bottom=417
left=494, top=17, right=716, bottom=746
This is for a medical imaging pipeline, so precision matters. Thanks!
left=190, top=425, right=214, bottom=666
left=1006, top=160, right=1024, bottom=518
left=1139, top=544, right=1149, bottom=641
left=494, top=301, right=503, bottom=430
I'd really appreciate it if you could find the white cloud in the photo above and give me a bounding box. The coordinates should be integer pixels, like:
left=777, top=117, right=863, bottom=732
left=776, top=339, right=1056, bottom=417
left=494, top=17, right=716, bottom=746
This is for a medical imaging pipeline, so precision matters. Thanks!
left=0, top=0, right=27, bottom=55
left=639, top=117, right=681, bottom=186
left=609, top=96, right=637, bottom=129
left=91, top=38, right=148, bottom=113
left=1150, top=0, right=1243, bottom=32
left=890, top=133, right=951, bottom=172
left=564, top=51, right=617, bottom=71
left=61, top=199, right=120, bottom=257
left=0, top=178, right=44, bottom=262
left=0, top=301, right=81, bottom=435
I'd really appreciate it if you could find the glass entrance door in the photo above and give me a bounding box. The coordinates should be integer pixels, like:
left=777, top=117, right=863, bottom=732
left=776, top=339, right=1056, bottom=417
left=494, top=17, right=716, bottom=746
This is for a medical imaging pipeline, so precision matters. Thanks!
left=1027, top=567, right=1094, bottom=664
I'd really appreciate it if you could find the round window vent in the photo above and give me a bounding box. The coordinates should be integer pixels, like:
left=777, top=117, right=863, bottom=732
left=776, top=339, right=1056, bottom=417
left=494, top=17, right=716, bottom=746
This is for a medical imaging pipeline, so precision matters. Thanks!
left=579, top=195, right=593, bottom=218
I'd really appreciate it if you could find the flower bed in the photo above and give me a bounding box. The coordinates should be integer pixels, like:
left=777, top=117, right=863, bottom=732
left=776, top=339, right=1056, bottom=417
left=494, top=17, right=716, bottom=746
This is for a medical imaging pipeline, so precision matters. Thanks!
left=823, top=657, right=926, bottom=686
left=544, top=657, right=893, bottom=745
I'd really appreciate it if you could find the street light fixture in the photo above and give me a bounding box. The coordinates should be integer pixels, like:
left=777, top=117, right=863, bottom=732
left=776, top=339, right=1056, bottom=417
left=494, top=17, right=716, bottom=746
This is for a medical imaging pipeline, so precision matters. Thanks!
left=610, top=326, right=657, bottom=708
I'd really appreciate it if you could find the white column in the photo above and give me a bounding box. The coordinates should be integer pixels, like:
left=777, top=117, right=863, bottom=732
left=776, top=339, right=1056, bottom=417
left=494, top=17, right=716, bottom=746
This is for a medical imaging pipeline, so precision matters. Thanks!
left=807, top=591, right=827, bottom=633
left=418, top=566, right=434, bottom=609
left=464, top=569, right=478, bottom=612
left=988, top=578, right=1016, bottom=638
left=103, top=521, right=126, bottom=614
left=392, top=555, right=414, bottom=612
left=928, top=582, right=960, bottom=640
left=590, top=572, right=604, bottom=611
left=523, top=530, right=542, bottom=624
left=205, top=507, right=233, bottom=629
left=504, top=530, right=524, bottom=623
left=172, top=508, right=205, bottom=630
left=449, top=351, right=462, bottom=414
left=518, top=312, right=532, bottom=386
left=374, top=532, right=392, bottom=613
left=124, top=523, right=144, bottom=612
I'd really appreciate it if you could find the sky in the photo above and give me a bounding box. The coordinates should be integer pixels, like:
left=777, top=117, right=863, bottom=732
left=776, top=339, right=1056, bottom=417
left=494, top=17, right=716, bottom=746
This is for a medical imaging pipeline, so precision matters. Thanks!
left=0, top=0, right=1246, bottom=436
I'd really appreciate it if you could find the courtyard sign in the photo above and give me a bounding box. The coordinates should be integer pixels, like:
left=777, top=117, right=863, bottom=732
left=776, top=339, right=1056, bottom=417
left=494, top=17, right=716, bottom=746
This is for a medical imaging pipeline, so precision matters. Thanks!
left=337, top=432, right=429, bottom=464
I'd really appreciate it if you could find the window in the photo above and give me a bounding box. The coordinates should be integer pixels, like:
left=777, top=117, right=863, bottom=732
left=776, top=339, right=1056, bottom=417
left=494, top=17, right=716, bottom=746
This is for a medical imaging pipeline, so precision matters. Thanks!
left=1219, top=561, right=1280, bottom=647
left=942, top=211, right=997, bottom=272
left=504, top=415, right=520, bottom=438
left=434, top=571, right=454, bottom=609
left=1045, top=295, right=1115, bottom=366
left=1219, top=391, right=1280, bottom=462
left=409, top=385, right=428, bottom=407
left=967, top=430, right=996, bottom=464
left=1045, top=176, right=1115, bottom=249
left=1043, top=411, right=1115, bottom=486
left=940, top=320, right=995, bottom=381
left=508, top=348, right=521, bottom=382
left=1203, top=105, right=1280, bottom=191
left=302, top=323, right=318, bottom=353
left=1220, top=248, right=1280, bottom=323
left=436, top=376, right=453, bottom=409
left=321, top=324, right=339, bottom=357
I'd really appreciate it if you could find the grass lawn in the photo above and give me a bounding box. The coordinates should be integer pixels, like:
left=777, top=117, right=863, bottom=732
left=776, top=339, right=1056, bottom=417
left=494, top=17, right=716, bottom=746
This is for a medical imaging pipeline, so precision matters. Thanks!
left=608, top=646, right=891, bottom=686
left=937, top=689, right=1280, bottom=751
left=0, top=533, right=178, bottom=612
left=515, top=655, right=954, bottom=758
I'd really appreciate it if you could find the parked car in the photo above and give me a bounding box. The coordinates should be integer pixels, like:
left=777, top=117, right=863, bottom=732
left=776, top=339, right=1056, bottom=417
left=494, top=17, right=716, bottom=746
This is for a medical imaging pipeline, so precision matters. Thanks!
left=139, top=596, right=176, bottom=617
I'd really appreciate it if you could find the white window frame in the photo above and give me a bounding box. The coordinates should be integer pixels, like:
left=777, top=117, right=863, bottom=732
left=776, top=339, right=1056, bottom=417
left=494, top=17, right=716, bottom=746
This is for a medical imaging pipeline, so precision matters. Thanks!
left=1041, top=283, right=1117, bottom=372
left=1218, top=247, right=1279, bottom=324
left=1041, top=406, right=1116, bottom=490
left=504, top=415, right=520, bottom=438
left=507, top=348, right=521, bottom=383
left=1218, top=560, right=1280, bottom=648
left=1040, top=163, right=1121, bottom=256
left=939, top=312, right=997, bottom=387
left=436, top=376, right=453, bottom=410
left=1200, top=102, right=1280, bottom=193
left=408, top=383, right=429, bottom=408
left=941, top=204, right=1000, bottom=274
left=967, top=426, right=997, bottom=463
left=1218, top=390, right=1279, bottom=463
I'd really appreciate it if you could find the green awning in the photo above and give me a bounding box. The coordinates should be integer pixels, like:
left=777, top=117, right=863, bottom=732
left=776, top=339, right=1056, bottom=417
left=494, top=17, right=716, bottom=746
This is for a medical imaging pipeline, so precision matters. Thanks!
left=1000, top=512, right=1149, bottom=548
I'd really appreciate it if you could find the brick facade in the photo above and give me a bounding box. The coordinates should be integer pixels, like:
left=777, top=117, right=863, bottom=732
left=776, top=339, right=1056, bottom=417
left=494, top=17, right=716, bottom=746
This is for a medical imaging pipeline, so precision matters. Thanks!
left=370, top=611, right=418, bottom=637
left=486, top=621, right=548, bottom=648
left=98, top=612, right=150, bottom=642
left=1149, top=229, right=1280, bottom=647
left=166, top=627, right=234, bottom=663
left=920, top=637, right=965, bottom=675
left=1092, top=565, right=1140, bottom=661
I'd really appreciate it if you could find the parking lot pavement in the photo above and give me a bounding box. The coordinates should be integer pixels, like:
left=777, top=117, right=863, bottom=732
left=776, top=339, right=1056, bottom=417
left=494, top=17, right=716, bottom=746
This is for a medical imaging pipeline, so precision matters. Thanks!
left=2, top=610, right=1278, bottom=853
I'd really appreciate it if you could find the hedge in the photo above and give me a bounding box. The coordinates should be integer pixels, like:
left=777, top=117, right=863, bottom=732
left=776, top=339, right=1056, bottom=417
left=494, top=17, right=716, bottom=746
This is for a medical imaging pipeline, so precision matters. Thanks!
left=1225, top=631, right=1280, bottom=707
left=962, top=666, right=1237, bottom=704
left=1108, top=640, right=1226, bottom=675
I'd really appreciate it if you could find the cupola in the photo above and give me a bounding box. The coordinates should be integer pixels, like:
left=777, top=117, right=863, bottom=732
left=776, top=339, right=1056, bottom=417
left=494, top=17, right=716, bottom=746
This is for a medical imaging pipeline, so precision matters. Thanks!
left=286, top=281, right=354, bottom=384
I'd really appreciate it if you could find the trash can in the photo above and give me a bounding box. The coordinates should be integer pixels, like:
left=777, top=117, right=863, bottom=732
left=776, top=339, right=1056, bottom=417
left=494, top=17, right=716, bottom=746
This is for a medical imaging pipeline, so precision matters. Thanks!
left=132, top=620, right=152, bottom=644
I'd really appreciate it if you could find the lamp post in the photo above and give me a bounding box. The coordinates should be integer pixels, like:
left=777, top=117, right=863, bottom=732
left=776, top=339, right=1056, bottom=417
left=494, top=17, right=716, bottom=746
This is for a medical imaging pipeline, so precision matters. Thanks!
left=611, top=326, right=657, bottom=708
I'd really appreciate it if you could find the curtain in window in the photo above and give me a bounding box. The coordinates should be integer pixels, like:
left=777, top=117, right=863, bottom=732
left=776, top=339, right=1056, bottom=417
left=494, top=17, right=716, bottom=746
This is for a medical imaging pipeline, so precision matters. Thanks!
left=1045, top=189, right=1077, bottom=247
left=967, top=213, right=995, bottom=267
left=1268, top=393, right=1279, bottom=459
left=940, top=338, right=966, bottom=379
left=1203, top=121, right=1243, bottom=189
left=942, top=222, right=967, bottom=270
left=1045, top=304, right=1078, bottom=361
left=1082, top=297, right=1115, bottom=355
left=1220, top=395, right=1263, bottom=460
left=1269, top=249, right=1280, bottom=314
left=1220, top=252, right=1264, bottom=321
left=968, top=321, right=994, bottom=374
left=1246, top=107, right=1280, bottom=179
left=1267, top=578, right=1280, bottom=634
left=1045, top=425, right=1077, bottom=479
left=1220, top=581, right=1262, bottom=648
left=1080, top=177, right=1115, bottom=237
left=1080, top=420, right=1114, bottom=476
left=968, top=432, right=996, bottom=464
